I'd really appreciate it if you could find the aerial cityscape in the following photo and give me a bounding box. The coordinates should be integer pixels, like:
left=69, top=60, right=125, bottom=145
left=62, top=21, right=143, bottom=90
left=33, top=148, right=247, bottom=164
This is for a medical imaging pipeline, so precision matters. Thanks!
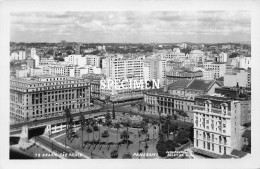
left=9, top=11, right=251, bottom=159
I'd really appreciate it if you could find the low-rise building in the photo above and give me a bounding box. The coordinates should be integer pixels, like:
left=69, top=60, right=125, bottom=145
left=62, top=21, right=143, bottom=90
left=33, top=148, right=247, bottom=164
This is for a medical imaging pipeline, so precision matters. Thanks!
left=143, top=79, right=221, bottom=123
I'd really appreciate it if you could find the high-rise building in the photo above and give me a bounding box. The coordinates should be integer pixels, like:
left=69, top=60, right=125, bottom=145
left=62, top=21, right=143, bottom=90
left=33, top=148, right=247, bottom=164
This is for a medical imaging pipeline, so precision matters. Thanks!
left=31, top=48, right=36, bottom=58
left=18, top=51, right=26, bottom=60
left=102, top=57, right=144, bottom=80
left=86, top=55, right=101, bottom=68
left=10, top=75, right=90, bottom=123
left=100, top=56, right=144, bottom=101
left=34, top=55, right=40, bottom=67
left=143, top=58, right=158, bottom=80
left=218, top=52, right=228, bottom=63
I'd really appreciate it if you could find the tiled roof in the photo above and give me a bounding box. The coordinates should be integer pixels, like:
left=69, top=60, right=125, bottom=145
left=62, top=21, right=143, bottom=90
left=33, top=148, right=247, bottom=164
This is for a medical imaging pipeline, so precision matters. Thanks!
left=186, top=79, right=218, bottom=91
left=242, top=130, right=251, bottom=139
left=168, top=79, right=191, bottom=90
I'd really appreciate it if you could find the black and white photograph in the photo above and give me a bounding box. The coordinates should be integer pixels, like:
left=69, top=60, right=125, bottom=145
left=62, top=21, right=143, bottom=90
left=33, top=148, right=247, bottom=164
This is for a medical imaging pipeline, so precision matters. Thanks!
left=1, top=0, right=260, bottom=169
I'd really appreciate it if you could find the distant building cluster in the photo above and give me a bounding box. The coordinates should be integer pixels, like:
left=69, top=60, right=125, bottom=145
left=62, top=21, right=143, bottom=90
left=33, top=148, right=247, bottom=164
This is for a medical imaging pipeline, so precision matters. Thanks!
left=9, top=42, right=251, bottom=158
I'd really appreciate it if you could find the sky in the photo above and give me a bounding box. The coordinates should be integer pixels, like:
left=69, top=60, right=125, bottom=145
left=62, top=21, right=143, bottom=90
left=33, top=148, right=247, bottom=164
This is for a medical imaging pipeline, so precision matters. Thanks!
left=10, top=11, right=251, bottom=43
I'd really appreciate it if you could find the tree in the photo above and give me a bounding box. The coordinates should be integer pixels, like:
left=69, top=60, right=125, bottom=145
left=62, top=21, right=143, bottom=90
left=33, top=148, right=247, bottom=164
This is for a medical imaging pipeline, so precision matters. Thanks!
left=176, top=129, right=189, bottom=145
left=152, top=120, right=157, bottom=142
left=165, top=115, right=172, bottom=140
left=121, top=130, right=130, bottom=140
left=90, top=119, right=96, bottom=143
left=177, top=110, right=188, bottom=123
left=97, top=118, right=103, bottom=141
left=124, top=119, right=131, bottom=149
left=171, top=114, right=178, bottom=140
left=105, top=113, right=112, bottom=149
left=64, top=108, right=73, bottom=145
left=156, top=133, right=177, bottom=158
left=79, top=113, right=85, bottom=148
left=114, top=122, right=121, bottom=149
left=138, top=129, right=142, bottom=158
left=110, top=150, right=118, bottom=158
left=156, top=142, right=167, bottom=157
left=85, top=119, right=90, bottom=144
left=122, top=152, right=132, bottom=159
left=141, top=120, right=149, bottom=158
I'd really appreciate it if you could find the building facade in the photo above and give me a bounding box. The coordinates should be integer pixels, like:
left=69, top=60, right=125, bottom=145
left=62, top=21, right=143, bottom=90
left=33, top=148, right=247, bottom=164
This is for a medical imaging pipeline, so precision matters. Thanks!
left=203, top=61, right=226, bottom=79
left=86, top=55, right=101, bottom=68
left=193, top=95, right=242, bottom=156
left=64, top=55, right=86, bottom=67
left=10, top=75, right=90, bottom=123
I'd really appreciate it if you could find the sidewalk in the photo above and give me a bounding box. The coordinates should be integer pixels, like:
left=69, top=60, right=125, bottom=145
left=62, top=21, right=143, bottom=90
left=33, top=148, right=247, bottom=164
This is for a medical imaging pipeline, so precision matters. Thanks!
left=31, top=139, right=66, bottom=159
left=43, top=133, right=91, bottom=159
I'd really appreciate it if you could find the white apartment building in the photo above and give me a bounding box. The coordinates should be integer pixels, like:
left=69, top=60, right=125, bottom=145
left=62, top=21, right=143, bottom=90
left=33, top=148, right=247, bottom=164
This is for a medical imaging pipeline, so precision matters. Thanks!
left=18, top=51, right=26, bottom=60
left=16, top=68, right=29, bottom=78
left=203, top=61, right=226, bottom=78
left=239, top=56, right=251, bottom=70
left=48, top=65, right=88, bottom=77
left=228, top=56, right=251, bottom=70
left=10, top=52, right=19, bottom=61
left=11, top=51, right=26, bottom=61
left=188, top=50, right=205, bottom=63
left=157, top=60, right=167, bottom=86
left=31, top=48, right=36, bottom=58
left=143, top=58, right=158, bottom=80
left=40, top=57, right=59, bottom=65
left=172, top=48, right=181, bottom=54
left=193, top=95, right=242, bottom=156
left=218, top=52, right=228, bottom=63
left=100, top=57, right=145, bottom=100
left=34, top=55, right=40, bottom=67
left=224, top=68, right=248, bottom=87
left=64, top=55, right=86, bottom=67
left=102, top=57, right=144, bottom=80
left=162, top=52, right=186, bottom=60
left=193, top=67, right=214, bottom=80
left=86, top=55, right=101, bottom=68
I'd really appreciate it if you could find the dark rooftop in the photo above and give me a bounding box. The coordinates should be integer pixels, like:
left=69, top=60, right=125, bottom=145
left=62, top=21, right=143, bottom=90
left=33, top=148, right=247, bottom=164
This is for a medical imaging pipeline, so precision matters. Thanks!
left=186, top=79, right=219, bottom=91
left=168, top=79, right=191, bottom=90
